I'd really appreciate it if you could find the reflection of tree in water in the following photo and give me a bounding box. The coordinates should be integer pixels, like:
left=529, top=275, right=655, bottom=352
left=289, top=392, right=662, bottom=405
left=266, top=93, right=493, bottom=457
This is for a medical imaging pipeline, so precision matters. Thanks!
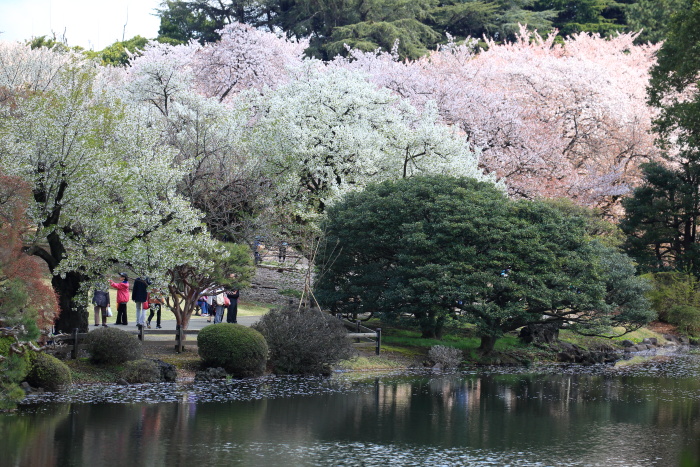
left=0, top=404, right=70, bottom=467
left=2, top=370, right=700, bottom=465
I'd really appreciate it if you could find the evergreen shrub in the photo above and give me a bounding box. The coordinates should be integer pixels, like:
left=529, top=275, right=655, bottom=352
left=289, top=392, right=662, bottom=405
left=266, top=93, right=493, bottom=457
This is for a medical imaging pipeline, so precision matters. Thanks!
left=252, top=306, right=354, bottom=375
left=122, top=359, right=161, bottom=383
left=26, top=352, right=72, bottom=391
left=669, top=305, right=700, bottom=336
left=198, top=323, right=268, bottom=377
left=85, top=327, right=142, bottom=364
left=0, top=336, right=34, bottom=409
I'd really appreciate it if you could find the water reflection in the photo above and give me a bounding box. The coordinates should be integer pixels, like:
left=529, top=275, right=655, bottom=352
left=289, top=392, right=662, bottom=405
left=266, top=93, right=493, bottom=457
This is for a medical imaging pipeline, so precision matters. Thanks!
left=3, top=359, right=700, bottom=466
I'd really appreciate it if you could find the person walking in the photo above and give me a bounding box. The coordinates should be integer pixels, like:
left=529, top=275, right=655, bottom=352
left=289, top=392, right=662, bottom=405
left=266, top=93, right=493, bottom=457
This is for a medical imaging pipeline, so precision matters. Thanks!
left=132, top=276, right=151, bottom=330
left=226, top=289, right=240, bottom=324
left=109, top=273, right=130, bottom=325
left=278, top=242, right=287, bottom=263
left=147, top=294, right=163, bottom=329
left=92, top=288, right=110, bottom=327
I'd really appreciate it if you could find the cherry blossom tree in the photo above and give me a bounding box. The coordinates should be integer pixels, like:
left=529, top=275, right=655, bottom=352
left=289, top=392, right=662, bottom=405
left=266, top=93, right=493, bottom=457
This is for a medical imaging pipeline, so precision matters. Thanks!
left=332, top=28, right=661, bottom=211
left=189, top=23, right=306, bottom=104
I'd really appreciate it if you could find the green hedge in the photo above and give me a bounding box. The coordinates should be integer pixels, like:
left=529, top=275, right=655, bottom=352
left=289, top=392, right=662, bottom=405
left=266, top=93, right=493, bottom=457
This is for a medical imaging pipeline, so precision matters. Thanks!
left=198, top=324, right=268, bottom=377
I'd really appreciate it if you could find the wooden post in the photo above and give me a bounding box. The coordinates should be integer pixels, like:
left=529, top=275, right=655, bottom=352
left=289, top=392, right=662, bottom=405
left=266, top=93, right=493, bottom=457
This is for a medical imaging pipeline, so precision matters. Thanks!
left=138, top=325, right=144, bottom=341
left=375, top=328, right=381, bottom=355
left=71, top=328, right=79, bottom=359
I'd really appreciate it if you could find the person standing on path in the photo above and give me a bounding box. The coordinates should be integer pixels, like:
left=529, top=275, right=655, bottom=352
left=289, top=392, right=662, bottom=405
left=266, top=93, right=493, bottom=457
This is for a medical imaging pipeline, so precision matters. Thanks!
left=132, top=277, right=151, bottom=330
left=226, top=289, right=240, bottom=323
left=214, top=292, right=227, bottom=324
left=92, top=287, right=110, bottom=327
left=109, top=273, right=130, bottom=325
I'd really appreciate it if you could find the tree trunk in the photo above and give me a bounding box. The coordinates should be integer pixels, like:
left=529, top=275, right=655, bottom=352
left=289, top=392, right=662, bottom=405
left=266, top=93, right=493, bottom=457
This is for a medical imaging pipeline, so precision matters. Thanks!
left=52, top=271, right=89, bottom=333
left=419, top=311, right=445, bottom=339
left=479, top=335, right=498, bottom=353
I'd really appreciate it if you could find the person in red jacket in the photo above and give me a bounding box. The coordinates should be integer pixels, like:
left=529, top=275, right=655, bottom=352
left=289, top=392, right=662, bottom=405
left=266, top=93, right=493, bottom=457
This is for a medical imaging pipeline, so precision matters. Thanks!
left=110, top=273, right=130, bottom=325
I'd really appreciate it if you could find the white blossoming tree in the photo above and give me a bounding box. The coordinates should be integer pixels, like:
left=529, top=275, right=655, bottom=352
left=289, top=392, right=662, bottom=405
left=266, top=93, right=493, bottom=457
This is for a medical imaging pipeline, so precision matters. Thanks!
left=0, top=45, right=223, bottom=332
left=244, top=66, right=493, bottom=223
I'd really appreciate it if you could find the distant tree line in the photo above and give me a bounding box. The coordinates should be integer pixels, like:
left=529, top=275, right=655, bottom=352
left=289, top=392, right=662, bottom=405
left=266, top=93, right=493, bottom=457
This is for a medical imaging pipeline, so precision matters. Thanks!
left=154, top=0, right=682, bottom=60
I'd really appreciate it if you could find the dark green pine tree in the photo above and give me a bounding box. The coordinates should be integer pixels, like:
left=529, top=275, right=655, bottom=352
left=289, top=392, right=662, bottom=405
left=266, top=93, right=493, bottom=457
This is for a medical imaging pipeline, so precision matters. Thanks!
left=625, top=0, right=685, bottom=43
left=315, top=176, right=652, bottom=351
left=622, top=0, right=700, bottom=273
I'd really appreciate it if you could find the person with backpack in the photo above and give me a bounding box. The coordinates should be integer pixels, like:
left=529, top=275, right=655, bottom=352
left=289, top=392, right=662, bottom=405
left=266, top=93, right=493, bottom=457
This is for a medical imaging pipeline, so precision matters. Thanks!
left=214, top=291, right=228, bottom=324
left=92, top=287, right=110, bottom=327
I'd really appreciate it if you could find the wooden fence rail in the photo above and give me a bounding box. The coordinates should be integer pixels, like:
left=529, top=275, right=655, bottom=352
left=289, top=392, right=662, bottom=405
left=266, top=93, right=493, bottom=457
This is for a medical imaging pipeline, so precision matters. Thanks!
left=337, top=316, right=381, bottom=355
left=52, top=327, right=200, bottom=358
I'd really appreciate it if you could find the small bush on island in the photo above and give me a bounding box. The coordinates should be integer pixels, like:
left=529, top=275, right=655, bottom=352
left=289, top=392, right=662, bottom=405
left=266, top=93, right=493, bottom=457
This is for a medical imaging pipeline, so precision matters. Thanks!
left=252, top=306, right=354, bottom=375
left=122, top=359, right=161, bottom=383
left=26, top=352, right=72, bottom=391
left=198, top=324, right=268, bottom=377
left=428, top=345, right=463, bottom=369
left=85, top=327, right=142, bottom=365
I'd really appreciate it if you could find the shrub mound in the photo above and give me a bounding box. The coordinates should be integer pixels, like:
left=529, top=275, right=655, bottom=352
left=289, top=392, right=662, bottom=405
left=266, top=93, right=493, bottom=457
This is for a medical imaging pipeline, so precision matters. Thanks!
left=122, top=359, right=161, bottom=383
left=252, top=306, right=354, bottom=375
left=84, top=327, right=142, bottom=364
left=428, top=345, right=463, bottom=369
left=198, top=324, right=268, bottom=377
left=26, top=352, right=72, bottom=391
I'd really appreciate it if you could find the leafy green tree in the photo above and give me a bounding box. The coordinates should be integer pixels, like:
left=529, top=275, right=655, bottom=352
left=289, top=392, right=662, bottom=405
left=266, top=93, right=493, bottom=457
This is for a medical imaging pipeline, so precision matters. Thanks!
left=165, top=242, right=254, bottom=330
left=534, top=0, right=627, bottom=36
left=620, top=163, right=700, bottom=274
left=157, top=0, right=275, bottom=44
left=647, top=0, right=700, bottom=150
left=625, top=0, right=685, bottom=43
left=84, top=36, right=149, bottom=66
left=315, top=175, right=653, bottom=351
left=624, top=1, right=700, bottom=275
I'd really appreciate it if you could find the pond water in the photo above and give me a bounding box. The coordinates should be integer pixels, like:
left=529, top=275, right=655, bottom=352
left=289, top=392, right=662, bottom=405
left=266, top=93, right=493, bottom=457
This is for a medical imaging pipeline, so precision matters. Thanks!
left=3, top=355, right=700, bottom=466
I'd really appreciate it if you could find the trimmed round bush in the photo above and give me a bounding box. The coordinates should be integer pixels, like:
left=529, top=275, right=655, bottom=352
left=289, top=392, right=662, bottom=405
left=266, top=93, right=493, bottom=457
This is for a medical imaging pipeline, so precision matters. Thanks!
left=669, top=305, right=700, bottom=335
left=198, top=324, right=268, bottom=377
left=26, top=352, right=72, bottom=391
left=122, top=359, right=161, bottom=383
left=252, top=306, right=354, bottom=375
left=84, top=327, right=142, bottom=364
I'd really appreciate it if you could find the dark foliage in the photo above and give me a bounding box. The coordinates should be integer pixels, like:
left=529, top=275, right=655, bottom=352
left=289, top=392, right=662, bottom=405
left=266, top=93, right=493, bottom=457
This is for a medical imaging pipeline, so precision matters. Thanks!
left=315, top=175, right=654, bottom=351
left=252, top=306, right=354, bottom=375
